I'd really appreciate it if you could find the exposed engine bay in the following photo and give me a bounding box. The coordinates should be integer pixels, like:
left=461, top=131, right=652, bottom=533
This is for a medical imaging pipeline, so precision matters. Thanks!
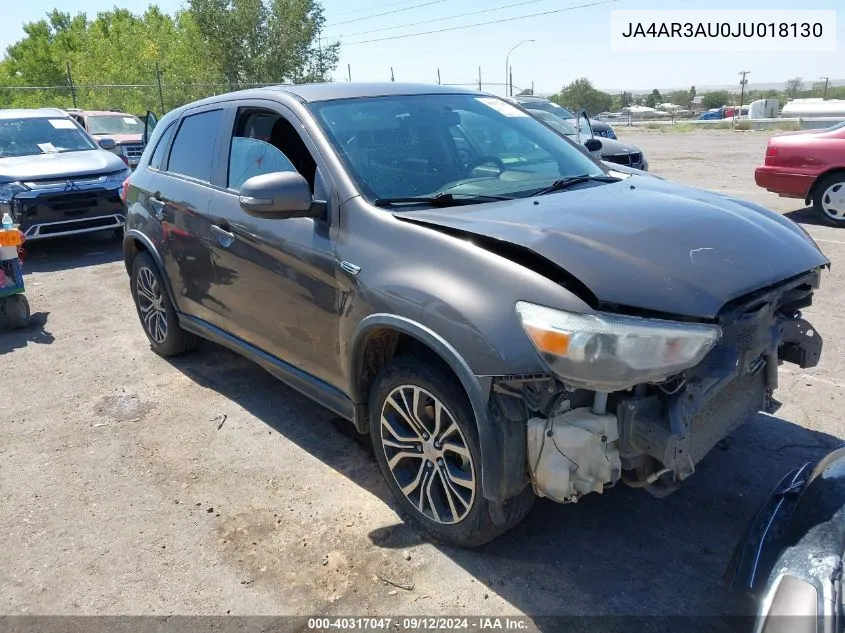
left=491, top=270, right=825, bottom=503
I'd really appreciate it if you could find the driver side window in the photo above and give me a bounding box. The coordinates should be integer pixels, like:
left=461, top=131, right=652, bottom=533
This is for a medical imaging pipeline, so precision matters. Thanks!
left=227, top=108, right=318, bottom=193
left=228, top=137, right=296, bottom=191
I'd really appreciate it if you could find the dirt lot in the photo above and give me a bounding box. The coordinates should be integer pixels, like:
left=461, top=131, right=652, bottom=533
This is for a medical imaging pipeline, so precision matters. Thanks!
left=2, top=130, right=843, bottom=625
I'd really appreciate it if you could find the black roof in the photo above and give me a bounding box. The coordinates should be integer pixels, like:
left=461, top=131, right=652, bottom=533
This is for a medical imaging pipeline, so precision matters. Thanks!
left=262, top=82, right=482, bottom=103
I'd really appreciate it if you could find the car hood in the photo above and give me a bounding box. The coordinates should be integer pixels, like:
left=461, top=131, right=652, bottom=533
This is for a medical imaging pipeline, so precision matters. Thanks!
left=589, top=119, right=613, bottom=133
left=0, top=149, right=127, bottom=182
left=93, top=133, right=143, bottom=144
left=394, top=176, right=829, bottom=319
left=593, top=137, right=641, bottom=155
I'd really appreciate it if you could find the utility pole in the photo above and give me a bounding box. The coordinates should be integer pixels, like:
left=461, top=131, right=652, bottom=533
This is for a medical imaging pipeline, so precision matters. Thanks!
left=65, top=62, right=77, bottom=108
left=738, top=70, right=750, bottom=107
left=821, top=76, right=830, bottom=99
left=154, top=61, right=165, bottom=113
left=347, top=64, right=352, bottom=82
left=390, top=67, right=395, bottom=82
left=505, top=39, right=534, bottom=98
left=317, top=33, right=324, bottom=80
left=509, top=66, right=513, bottom=96
left=437, top=68, right=441, bottom=85
left=478, top=66, right=481, bottom=91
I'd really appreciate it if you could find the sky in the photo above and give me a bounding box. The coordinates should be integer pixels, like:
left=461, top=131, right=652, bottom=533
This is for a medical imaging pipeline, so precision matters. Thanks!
left=2, top=0, right=842, bottom=96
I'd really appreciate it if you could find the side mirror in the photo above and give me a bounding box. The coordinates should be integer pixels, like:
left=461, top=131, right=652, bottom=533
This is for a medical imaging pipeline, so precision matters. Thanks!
left=98, top=138, right=116, bottom=150
left=584, top=138, right=602, bottom=153
left=239, top=171, right=324, bottom=220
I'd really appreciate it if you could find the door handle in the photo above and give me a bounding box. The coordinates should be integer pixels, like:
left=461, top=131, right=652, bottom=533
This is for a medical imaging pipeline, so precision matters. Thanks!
left=149, top=195, right=165, bottom=219
left=211, top=223, right=235, bottom=248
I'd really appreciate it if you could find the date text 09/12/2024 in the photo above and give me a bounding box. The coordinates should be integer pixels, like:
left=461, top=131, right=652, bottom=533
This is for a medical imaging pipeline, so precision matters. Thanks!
left=307, top=618, right=529, bottom=630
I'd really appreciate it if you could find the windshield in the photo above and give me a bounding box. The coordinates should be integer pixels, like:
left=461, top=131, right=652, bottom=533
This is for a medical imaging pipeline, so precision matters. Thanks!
left=522, top=101, right=592, bottom=136
left=0, top=117, right=96, bottom=158
left=87, top=114, right=143, bottom=135
left=309, top=94, right=604, bottom=203
left=529, top=110, right=579, bottom=136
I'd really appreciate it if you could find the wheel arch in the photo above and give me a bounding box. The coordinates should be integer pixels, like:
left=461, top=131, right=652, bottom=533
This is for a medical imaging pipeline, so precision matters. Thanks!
left=805, top=167, right=845, bottom=206
left=123, top=230, right=178, bottom=308
left=350, top=314, right=506, bottom=503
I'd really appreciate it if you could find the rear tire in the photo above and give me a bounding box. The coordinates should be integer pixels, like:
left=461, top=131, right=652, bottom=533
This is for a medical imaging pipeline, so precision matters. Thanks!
left=130, top=251, right=198, bottom=356
left=369, top=356, right=533, bottom=547
left=812, top=172, right=845, bottom=227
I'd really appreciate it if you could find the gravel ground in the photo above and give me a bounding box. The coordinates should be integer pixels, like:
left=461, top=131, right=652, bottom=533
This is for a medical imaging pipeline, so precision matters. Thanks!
left=2, top=130, right=843, bottom=626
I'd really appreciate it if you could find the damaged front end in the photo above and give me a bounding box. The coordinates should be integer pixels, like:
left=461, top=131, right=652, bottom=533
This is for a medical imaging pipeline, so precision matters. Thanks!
left=492, top=270, right=824, bottom=504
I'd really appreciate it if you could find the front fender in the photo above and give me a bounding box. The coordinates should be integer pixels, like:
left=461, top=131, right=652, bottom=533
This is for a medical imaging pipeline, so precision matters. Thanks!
left=350, top=313, right=511, bottom=504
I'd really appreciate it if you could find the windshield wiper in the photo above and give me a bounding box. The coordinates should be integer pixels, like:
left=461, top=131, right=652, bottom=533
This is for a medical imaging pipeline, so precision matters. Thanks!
left=528, top=174, right=618, bottom=197
left=373, top=192, right=513, bottom=209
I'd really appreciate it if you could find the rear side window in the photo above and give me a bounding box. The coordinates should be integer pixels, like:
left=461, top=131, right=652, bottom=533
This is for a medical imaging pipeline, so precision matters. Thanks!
left=167, top=109, right=223, bottom=182
left=149, top=122, right=176, bottom=171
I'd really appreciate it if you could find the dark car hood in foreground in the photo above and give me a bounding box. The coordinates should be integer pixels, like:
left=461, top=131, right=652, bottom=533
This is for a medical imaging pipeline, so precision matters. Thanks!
left=395, top=177, right=829, bottom=319
left=593, top=137, right=640, bottom=156
left=0, top=149, right=126, bottom=182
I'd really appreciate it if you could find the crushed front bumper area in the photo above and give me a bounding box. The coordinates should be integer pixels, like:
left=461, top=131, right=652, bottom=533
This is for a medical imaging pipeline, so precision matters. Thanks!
left=491, top=270, right=824, bottom=504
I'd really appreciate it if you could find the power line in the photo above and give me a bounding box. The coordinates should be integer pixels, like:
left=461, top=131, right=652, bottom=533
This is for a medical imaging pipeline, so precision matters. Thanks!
left=327, top=0, right=429, bottom=19
left=326, top=0, right=552, bottom=38
left=325, top=0, right=447, bottom=28
left=341, top=0, right=621, bottom=46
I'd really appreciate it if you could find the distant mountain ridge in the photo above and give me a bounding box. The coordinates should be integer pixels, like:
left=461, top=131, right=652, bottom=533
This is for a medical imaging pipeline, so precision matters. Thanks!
left=598, top=78, right=845, bottom=95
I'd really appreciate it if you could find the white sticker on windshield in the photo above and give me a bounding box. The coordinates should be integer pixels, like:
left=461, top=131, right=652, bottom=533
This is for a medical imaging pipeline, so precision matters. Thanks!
left=476, top=97, right=529, bottom=117
left=48, top=119, right=76, bottom=129
left=38, top=142, right=58, bottom=153
left=123, top=117, right=139, bottom=125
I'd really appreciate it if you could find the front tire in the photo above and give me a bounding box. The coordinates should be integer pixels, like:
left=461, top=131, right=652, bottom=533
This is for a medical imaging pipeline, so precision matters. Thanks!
left=369, top=356, right=533, bottom=547
left=3, top=294, right=30, bottom=329
left=130, top=252, right=198, bottom=356
left=813, top=172, right=845, bottom=227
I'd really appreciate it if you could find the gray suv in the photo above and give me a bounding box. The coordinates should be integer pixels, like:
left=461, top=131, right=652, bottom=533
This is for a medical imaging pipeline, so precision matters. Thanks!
left=124, top=83, right=828, bottom=547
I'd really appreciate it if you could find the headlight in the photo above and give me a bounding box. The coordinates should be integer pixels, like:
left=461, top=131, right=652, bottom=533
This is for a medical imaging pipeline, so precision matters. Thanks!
left=104, top=169, right=132, bottom=188
left=0, top=181, right=28, bottom=216
left=0, top=181, right=28, bottom=204
left=515, top=302, right=721, bottom=391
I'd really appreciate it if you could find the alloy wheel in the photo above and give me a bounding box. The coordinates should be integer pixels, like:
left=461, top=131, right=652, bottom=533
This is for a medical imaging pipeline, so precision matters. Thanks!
left=821, top=181, right=845, bottom=221
left=379, top=385, right=476, bottom=524
left=136, top=266, right=168, bottom=344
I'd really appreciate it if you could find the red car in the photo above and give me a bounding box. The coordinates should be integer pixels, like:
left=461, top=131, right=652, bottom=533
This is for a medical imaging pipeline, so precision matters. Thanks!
left=754, top=122, right=845, bottom=226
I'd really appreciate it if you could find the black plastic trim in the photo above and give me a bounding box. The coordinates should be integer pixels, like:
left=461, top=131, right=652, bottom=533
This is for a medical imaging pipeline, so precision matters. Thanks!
left=179, top=314, right=355, bottom=422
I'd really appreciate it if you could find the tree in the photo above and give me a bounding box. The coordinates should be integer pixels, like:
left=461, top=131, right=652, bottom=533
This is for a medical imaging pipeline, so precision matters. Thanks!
left=620, top=91, right=633, bottom=107
left=667, top=89, right=690, bottom=106
left=645, top=88, right=662, bottom=108
left=701, top=90, right=732, bottom=110
left=187, top=0, right=338, bottom=84
left=552, top=78, right=612, bottom=115
left=689, top=85, right=696, bottom=101
left=785, top=77, right=803, bottom=98
left=0, top=0, right=338, bottom=112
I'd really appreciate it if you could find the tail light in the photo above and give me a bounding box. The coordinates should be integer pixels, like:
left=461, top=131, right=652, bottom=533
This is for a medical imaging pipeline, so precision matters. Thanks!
left=764, top=146, right=779, bottom=165
left=120, top=177, right=131, bottom=204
